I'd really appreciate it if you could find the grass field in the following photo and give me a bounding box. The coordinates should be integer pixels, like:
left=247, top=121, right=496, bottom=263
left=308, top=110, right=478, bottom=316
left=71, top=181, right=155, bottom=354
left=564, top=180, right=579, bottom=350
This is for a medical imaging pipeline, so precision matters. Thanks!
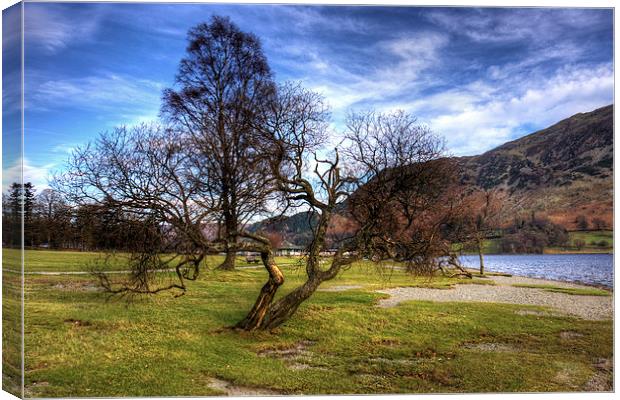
left=2, top=250, right=613, bottom=396
left=2, top=249, right=304, bottom=273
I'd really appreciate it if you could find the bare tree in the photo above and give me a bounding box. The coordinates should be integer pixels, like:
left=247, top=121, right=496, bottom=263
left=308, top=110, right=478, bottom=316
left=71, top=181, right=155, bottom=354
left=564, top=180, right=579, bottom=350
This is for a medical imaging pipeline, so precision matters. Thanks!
left=161, top=16, right=276, bottom=270
left=234, top=106, right=455, bottom=330
left=461, top=188, right=507, bottom=275
left=343, top=111, right=470, bottom=277
left=35, top=188, right=72, bottom=248
left=54, top=121, right=282, bottom=301
left=56, top=124, right=212, bottom=295
left=591, top=217, right=607, bottom=231
left=575, top=214, right=589, bottom=231
left=56, top=89, right=461, bottom=332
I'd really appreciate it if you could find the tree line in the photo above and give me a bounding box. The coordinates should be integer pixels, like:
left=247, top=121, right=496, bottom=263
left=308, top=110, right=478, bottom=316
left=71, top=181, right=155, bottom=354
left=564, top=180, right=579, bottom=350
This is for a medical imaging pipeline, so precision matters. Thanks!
left=2, top=182, right=160, bottom=251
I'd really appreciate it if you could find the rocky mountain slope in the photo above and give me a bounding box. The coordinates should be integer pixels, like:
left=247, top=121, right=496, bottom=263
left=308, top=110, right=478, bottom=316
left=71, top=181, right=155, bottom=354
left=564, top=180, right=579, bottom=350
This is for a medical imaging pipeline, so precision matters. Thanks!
left=459, top=104, right=613, bottom=229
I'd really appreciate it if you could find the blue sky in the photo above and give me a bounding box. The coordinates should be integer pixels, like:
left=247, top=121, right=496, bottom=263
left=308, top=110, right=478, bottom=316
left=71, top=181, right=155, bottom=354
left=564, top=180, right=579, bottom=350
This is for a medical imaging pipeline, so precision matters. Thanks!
left=10, top=3, right=615, bottom=191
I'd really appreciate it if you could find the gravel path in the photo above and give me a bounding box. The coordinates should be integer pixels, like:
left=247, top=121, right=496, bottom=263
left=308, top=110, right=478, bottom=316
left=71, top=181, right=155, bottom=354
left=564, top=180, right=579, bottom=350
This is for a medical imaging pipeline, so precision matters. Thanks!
left=376, top=275, right=613, bottom=320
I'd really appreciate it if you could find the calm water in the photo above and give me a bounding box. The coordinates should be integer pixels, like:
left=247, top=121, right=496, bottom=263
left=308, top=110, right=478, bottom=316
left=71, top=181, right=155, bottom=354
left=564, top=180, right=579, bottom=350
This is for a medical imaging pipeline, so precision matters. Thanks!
left=459, top=254, right=614, bottom=288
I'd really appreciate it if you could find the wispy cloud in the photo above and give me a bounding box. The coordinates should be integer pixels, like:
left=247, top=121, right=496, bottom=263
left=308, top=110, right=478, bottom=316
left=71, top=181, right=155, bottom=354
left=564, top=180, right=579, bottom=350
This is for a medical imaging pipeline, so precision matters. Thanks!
left=27, top=72, right=164, bottom=122
left=425, top=8, right=608, bottom=45
left=288, top=31, right=449, bottom=115
left=24, top=3, right=104, bottom=53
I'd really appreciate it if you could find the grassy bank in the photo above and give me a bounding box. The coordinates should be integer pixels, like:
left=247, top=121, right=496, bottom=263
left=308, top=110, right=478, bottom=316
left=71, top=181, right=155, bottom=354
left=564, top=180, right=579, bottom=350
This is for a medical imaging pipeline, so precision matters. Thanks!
left=455, top=230, right=613, bottom=255
left=8, top=250, right=613, bottom=396
left=545, top=231, right=613, bottom=254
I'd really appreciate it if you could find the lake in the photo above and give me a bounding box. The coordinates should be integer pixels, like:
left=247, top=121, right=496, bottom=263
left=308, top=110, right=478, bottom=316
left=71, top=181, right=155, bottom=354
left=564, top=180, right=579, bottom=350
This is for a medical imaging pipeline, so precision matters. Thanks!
left=459, top=254, right=614, bottom=288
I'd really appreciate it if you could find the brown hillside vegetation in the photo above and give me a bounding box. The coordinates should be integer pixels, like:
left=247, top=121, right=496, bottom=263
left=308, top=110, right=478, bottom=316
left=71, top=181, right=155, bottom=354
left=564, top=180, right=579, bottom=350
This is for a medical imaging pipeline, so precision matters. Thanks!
left=459, top=104, right=613, bottom=230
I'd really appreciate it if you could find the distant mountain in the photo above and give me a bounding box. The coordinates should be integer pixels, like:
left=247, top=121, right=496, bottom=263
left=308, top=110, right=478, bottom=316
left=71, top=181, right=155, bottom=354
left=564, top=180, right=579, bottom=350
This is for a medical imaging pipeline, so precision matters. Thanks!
left=250, top=211, right=318, bottom=246
left=253, top=105, right=613, bottom=243
left=459, top=104, right=613, bottom=230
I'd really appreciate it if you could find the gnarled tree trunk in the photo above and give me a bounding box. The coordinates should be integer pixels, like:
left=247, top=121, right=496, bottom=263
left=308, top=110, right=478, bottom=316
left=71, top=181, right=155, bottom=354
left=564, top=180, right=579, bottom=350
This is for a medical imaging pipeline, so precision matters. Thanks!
left=236, top=209, right=349, bottom=331
left=258, top=277, right=321, bottom=330
left=235, top=249, right=284, bottom=330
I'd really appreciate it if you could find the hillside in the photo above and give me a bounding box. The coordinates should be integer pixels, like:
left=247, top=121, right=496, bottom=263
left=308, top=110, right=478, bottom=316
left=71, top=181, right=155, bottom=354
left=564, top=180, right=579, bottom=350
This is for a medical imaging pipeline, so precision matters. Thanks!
left=254, top=105, right=613, bottom=243
left=459, top=104, right=613, bottom=229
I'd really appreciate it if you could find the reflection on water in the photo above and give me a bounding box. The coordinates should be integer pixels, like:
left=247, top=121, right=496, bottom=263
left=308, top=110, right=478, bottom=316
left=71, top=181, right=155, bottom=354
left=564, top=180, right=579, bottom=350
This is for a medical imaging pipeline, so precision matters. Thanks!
left=459, top=254, right=613, bottom=288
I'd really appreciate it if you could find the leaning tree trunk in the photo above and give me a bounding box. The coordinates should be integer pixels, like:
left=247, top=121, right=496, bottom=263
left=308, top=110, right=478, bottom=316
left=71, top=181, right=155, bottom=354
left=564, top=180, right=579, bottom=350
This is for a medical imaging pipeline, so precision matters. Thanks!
left=236, top=254, right=341, bottom=331
left=257, top=278, right=321, bottom=330
left=235, top=250, right=284, bottom=330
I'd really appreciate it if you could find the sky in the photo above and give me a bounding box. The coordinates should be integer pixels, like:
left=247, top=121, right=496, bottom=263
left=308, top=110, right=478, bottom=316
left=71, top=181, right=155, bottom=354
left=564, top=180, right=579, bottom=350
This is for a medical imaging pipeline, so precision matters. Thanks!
left=4, top=2, right=614, bottom=191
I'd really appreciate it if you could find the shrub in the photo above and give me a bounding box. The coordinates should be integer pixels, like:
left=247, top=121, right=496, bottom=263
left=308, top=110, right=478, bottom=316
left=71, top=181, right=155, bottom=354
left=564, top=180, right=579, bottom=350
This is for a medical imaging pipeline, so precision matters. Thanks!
left=500, top=217, right=569, bottom=254
left=575, top=215, right=589, bottom=230
left=574, top=239, right=586, bottom=250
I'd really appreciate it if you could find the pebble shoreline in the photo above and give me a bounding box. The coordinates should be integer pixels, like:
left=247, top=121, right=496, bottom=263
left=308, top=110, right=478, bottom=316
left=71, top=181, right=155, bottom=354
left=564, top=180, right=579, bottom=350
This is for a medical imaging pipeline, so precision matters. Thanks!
left=376, top=275, right=613, bottom=320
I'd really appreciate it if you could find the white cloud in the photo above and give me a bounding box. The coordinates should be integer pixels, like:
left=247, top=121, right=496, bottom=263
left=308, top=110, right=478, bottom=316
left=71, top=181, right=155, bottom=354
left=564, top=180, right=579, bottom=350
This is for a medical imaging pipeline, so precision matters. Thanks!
left=24, top=4, right=103, bottom=53
left=277, top=29, right=612, bottom=158
left=51, top=144, right=78, bottom=155
left=2, top=158, right=55, bottom=194
left=423, top=64, right=614, bottom=155
left=35, top=74, right=162, bottom=106
left=278, top=6, right=368, bottom=34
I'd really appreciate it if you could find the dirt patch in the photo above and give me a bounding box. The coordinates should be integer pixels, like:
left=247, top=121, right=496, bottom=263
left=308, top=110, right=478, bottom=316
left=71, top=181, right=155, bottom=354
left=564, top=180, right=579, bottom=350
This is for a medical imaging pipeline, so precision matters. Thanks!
left=257, top=340, right=324, bottom=371
left=257, top=340, right=315, bottom=358
left=584, top=371, right=613, bottom=391
left=208, top=377, right=280, bottom=396
left=559, top=331, right=584, bottom=340
left=515, top=309, right=562, bottom=317
left=52, top=282, right=101, bottom=292
left=552, top=368, right=580, bottom=389
left=24, top=381, right=50, bottom=397
left=462, top=342, right=515, bottom=352
left=593, top=357, right=613, bottom=370
left=64, top=318, right=92, bottom=327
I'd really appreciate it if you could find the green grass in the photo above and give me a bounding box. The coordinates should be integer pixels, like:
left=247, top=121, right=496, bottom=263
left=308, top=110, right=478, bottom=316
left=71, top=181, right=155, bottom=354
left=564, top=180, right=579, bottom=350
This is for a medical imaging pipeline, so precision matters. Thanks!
left=452, top=239, right=502, bottom=255
left=511, top=284, right=611, bottom=297
left=569, top=230, right=613, bottom=247
left=3, top=248, right=304, bottom=273
left=546, top=231, right=613, bottom=254
left=12, top=250, right=613, bottom=396
left=2, top=248, right=23, bottom=397
left=455, top=230, right=613, bottom=255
